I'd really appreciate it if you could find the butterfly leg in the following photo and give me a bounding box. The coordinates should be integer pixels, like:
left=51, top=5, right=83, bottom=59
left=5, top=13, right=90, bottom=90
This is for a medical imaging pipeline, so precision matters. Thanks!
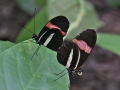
left=31, top=45, right=41, bottom=60
left=70, top=70, right=76, bottom=79
left=54, top=71, right=68, bottom=82
left=54, top=69, right=67, bottom=75
left=35, top=46, right=40, bottom=56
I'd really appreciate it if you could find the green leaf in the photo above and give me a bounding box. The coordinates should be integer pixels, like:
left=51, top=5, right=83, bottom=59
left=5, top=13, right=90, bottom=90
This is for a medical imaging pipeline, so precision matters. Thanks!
left=47, top=0, right=82, bottom=22
left=106, top=0, right=120, bottom=8
left=65, top=1, right=103, bottom=39
left=97, top=33, right=120, bottom=56
left=0, top=41, right=69, bottom=90
left=16, top=0, right=40, bottom=14
left=47, top=0, right=103, bottom=40
left=0, top=41, right=15, bottom=54
left=35, top=0, right=46, bottom=6
left=47, top=0, right=84, bottom=39
left=16, top=7, right=48, bottom=43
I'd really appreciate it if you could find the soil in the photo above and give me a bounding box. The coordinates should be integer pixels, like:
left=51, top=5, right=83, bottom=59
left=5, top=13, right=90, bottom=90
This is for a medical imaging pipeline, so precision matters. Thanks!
left=0, top=0, right=120, bottom=90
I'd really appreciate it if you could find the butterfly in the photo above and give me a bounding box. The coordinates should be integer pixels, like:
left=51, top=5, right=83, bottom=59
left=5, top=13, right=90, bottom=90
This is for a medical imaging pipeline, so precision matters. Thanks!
left=31, top=16, right=69, bottom=59
left=57, top=29, right=97, bottom=76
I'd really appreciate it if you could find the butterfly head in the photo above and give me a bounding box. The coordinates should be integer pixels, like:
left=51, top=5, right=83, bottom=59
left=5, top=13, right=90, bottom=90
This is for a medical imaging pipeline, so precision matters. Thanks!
left=32, top=34, right=38, bottom=41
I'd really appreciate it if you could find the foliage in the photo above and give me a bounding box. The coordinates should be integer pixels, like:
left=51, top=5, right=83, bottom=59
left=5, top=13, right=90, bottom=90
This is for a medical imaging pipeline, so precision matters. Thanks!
left=106, top=0, right=120, bottom=8
left=47, top=0, right=103, bottom=39
left=97, top=33, right=120, bottom=56
left=0, top=41, right=69, bottom=90
left=1, top=0, right=120, bottom=90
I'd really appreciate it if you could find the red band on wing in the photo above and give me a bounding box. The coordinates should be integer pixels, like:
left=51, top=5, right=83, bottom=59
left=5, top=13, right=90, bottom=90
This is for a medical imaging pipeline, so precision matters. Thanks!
left=72, top=39, right=92, bottom=53
left=46, top=22, right=66, bottom=36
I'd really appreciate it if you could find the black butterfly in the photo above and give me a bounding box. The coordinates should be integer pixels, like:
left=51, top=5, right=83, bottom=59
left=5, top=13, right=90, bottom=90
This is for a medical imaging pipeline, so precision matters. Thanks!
left=31, top=16, right=69, bottom=59
left=57, top=29, right=97, bottom=76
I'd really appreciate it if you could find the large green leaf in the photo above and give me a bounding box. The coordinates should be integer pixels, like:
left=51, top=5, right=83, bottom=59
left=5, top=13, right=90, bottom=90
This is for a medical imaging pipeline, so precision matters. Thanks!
left=0, top=41, right=69, bottom=90
left=0, top=41, right=15, bottom=54
left=47, top=0, right=103, bottom=40
left=16, top=7, right=48, bottom=43
left=97, top=33, right=120, bottom=56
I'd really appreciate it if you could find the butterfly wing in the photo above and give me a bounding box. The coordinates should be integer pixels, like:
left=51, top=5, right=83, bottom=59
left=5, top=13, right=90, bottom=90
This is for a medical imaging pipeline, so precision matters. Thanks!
left=38, top=16, right=69, bottom=37
left=37, top=16, right=69, bottom=51
left=72, top=29, right=97, bottom=67
left=57, top=42, right=80, bottom=69
left=57, top=29, right=97, bottom=70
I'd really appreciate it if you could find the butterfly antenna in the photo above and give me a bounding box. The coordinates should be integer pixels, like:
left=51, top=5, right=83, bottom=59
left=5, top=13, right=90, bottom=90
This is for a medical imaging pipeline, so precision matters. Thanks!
left=34, top=8, right=36, bottom=34
left=18, top=23, right=33, bottom=35
left=54, top=72, right=68, bottom=82
left=82, top=69, right=107, bottom=78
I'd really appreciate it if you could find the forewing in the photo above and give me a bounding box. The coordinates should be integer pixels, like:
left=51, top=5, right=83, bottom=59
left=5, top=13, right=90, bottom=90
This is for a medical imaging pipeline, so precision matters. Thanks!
left=49, top=16, right=69, bottom=33
left=73, top=29, right=97, bottom=66
left=38, top=16, right=69, bottom=37
left=75, top=29, right=97, bottom=48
